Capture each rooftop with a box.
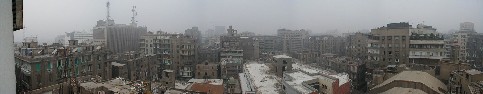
[292,63,349,86]
[284,71,317,93]
[111,62,125,66]
[183,79,224,94]
[189,83,224,94]
[466,69,483,75]
[245,62,281,93]
[372,71,447,94]
[80,78,137,94]
[380,87,427,94]
[187,79,223,85]
[239,73,256,93]
[273,54,292,58]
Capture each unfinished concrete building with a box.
[269,55,293,77]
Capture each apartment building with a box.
[140,32,198,79]
[347,32,369,60]
[408,24,446,66]
[195,62,220,79]
[277,29,310,55]
[467,33,483,70]
[15,39,113,92]
[450,22,477,63]
[368,22,411,68]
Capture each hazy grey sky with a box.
[14,0,483,43]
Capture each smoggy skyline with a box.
[14,0,483,43]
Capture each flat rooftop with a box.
[372,71,446,94]
[245,62,280,93]
[187,79,223,85]
[273,54,291,58]
[292,63,349,86]
[284,71,317,93]
[466,69,483,75]
[80,78,137,94]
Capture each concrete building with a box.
[214,26,226,36]
[219,26,245,79]
[451,32,472,63]
[111,62,127,79]
[277,29,310,55]
[184,79,224,94]
[460,22,476,33]
[369,71,447,94]
[282,69,351,94]
[439,60,471,82]
[1,0,22,93]
[226,77,242,94]
[448,69,483,94]
[309,35,346,56]
[220,57,243,79]
[270,55,293,77]
[185,27,202,46]
[15,39,113,92]
[238,73,256,94]
[195,62,220,79]
[140,32,198,79]
[65,31,94,45]
[92,19,147,53]
[79,78,138,94]
[283,71,351,94]
[450,22,477,63]
[252,36,282,55]
[367,22,411,68]
[409,24,446,66]
[347,32,369,60]
[240,36,259,60]
[198,47,220,62]
[116,51,159,81]
[467,33,483,70]
[238,31,256,37]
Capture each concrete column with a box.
[0,0,16,93]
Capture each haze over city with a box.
[15,0,483,43]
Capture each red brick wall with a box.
[333,80,351,94]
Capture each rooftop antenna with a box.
[106,1,111,21]
[131,6,138,26]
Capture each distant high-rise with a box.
[451,22,477,63]
[277,29,309,55]
[92,2,147,53]
[459,22,476,33]
[63,31,93,45]
[92,20,147,53]
[185,27,202,44]
[215,26,226,36]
